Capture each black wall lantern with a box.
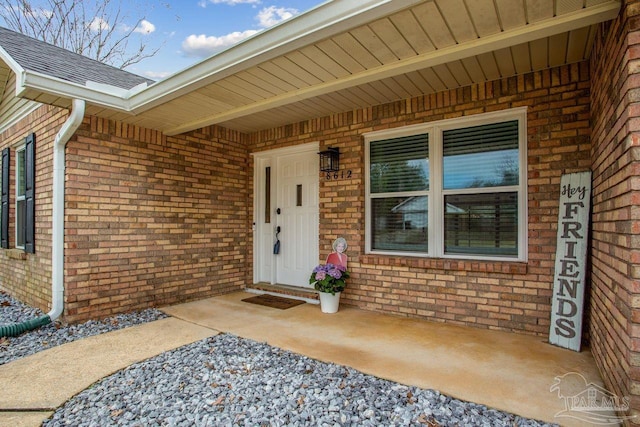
[318,147,340,172]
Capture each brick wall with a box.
[590,0,640,419]
[0,104,67,311]
[62,117,249,322]
[248,63,591,337]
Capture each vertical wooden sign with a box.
[549,171,592,352]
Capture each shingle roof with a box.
[0,26,153,90]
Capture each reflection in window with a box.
[444,193,518,256]
[366,110,525,260]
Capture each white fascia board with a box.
[127,0,425,114]
[18,71,131,110]
[0,45,25,78]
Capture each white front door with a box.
[254,143,319,288]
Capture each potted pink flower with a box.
[309,263,350,313]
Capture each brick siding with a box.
[61,117,249,322]
[249,63,591,337]
[0,104,66,312]
[590,0,640,420]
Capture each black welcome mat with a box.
[242,294,305,310]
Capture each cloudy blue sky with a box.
[129,0,326,79]
[1,0,326,80]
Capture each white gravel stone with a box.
[1,291,557,426]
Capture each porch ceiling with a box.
[47,0,623,135]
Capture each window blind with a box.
[370,134,429,193]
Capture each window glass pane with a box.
[370,134,429,193]
[443,120,518,189]
[17,199,25,247]
[372,196,428,252]
[444,193,518,256]
[17,149,26,196]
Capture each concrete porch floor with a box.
[163,291,608,426]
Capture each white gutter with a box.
[48,99,85,321]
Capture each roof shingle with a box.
[0,26,153,91]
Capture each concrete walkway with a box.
[0,317,216,427]
[0,291,611,426]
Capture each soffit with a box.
[34,0,621,135]
[0,63,9,103]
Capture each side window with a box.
[15,133,35,253]
[1,148,8,249]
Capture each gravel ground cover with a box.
[1,291,556,426]
[0,291,168,365]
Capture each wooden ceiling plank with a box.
[241,68,290,95]
[432,63,460,89]
[366,80,401,101]
[447,60,473,87]
[188,87,245,110]
[330,32,381,69]
[389,9,435,55]
[465,0,502,37]
[284,51,338,82]
[344,85,385,105]
[525,0,554,24]
[404,70,436,95]
[259,61,309,90]
[557,0,585,15]
[379,75,414,99]
[529,38,549,70]
[548,32,569,66]
[369,17,416,60]
[435,0,478,43]
[566,27,591,62]
[493,47,516,77]
[297,45,350,78]
[218,75,272,101]
[315,39,368,74]
[460,56,487,83]
[270,56,324,86]
[235,70,280,96]
[511,43,533,74]
[251,64,299,91]
[411,1,456,49]
[418,67,448,93]
[349,25,398,64]
[494,0,527,30]
[391,73,423,98]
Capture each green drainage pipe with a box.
[0,315,51,338]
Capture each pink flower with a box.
[315,271,326,280]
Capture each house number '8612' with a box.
[326,170,352,180]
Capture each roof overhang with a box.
[1,0,623,136]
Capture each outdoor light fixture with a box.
[318,147,340,172]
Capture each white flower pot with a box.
[319,291,341,314]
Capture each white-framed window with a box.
[365,108,528,262]
[15,144,26,249]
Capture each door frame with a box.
[252,142,319,285]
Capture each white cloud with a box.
[181,30,259,57]
[142,70,173,81]
[87,17,110,32]
[134,19,156,35]
[256,6,298,28]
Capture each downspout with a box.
[0,99,85,337]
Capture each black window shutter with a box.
[1,148,9,249]
[24,133,35,253]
